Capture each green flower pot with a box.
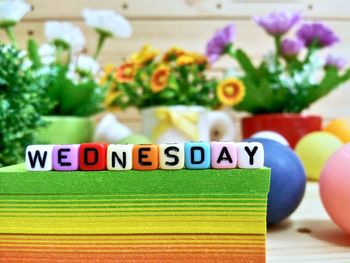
[36,116,93,144]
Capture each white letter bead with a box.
[107,144,133,170]
[159,143,185,170]
[237,142,264,169]
[25,145,54,171]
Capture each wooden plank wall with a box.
[2,0,349,133]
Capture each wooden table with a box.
[267,182,350,262]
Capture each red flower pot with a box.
[241,114,322,148]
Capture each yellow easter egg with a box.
[295,131,343,181]
[324,118,350,143]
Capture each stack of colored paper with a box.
[0,164,270,262]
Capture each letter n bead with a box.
[79,143,108,171]
[133,144,159,170]
[237,142,264,168]
[52,144,80,171]
[26,145,54,171]
[211,142,237,169]
[185,141,211,169]
[159,143,185,170]
[107,144,133,170]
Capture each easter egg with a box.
[117,134,152,144]
[295,132,342,181]
[245,138,306,224]
[320,143,350,234]
[324,118,350,143]
[251,130,289,147]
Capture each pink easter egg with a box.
[319,143,350,234]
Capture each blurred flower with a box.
[76,55,100,76]
[44,21,85,53]
[82,8,132,39]
[163,46,186,62]
[39,44,56,65]
[115,62,136,83]
[325,55,346,70]
[206,23,235,64]
[0,0,31,27]
[176,54,195,66]
[296,23,339,48]
[217,78,245,106]
[281,39,304,57]
[151,64,170,93]
[254,11,300,36]
[99,64,116,85]
[131,44,159,65]
[190,52,208,66]
[104,90,122,111]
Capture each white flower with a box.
[44,21,86,53]
[82,8,132,38]
[76,54,100,76]
[39,44,56,65]
[0,0,31,25]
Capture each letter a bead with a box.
[133,144,159,170]
[159,143,185,170]
[185,141,211,169]
[237,142,264,168]
[210,142,237,169]
[107,144,133,170]
[52,144,79,171]
[26,145,54,171]
[79,143,108,171]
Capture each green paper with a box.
[0,165,270,195]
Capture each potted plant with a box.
[206,12,350,148]
[103,45,245,143]
[0,1,133,144]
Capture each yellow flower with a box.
[115,62,136,83]
[217,78,245,106]
[150,64,170,93]
[104,90,121,112]
[99,64,116,85]
[176,54,195,66]
[190,52,208,66]
[163,46,186,62]
[131,44,159,65]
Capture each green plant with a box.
[104,45,245,110]
[206,13,350,114]
[0,44,53,166]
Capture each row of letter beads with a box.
[25,141,264,171]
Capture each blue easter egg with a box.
[245,138,306,224]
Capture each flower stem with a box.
[94,32,108,60]
[225,44,236,59]
[5,27,17,47]
[274,35,281,65]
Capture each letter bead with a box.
[237,142,264,168]
[52,144,80,171]
[159,143,185,170]
[185,141,211,169]
[211,142,237,169]
[26,145,54,171]
[79,143,108,171]
[107,144,133,170]
[132,144,159,170]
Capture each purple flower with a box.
[254,11,300,36]
[206,23,235,63]
[296,23,339,48]
[325,55,346,70]
[281,39,304,57]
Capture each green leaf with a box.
[235,49,258,83]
